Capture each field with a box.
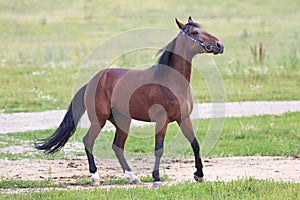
[0,0,300,199]
[0,0,300,112]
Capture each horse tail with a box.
[34,84,87,154]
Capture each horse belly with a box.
[128,86,187,122]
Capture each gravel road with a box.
[0,101,300,134]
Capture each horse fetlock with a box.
[125,170,139,184]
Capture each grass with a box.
[66,174,169,186]
[0,0,300,112]
[1,178,299,200]
[0,180,59,189]
[0,112,299,160]
[209,113,300,157]
[0,174,165,190]
[89,112,300,158]
[0,67,76,113]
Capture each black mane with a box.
[157,38,177,66]
[154,38,177,79]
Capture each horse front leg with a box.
[177,117,204,182]
[152,120,169,187]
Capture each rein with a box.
[180,30,213,52]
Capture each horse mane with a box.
[154,38,177,79]
[157,38,177,66]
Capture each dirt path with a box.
[1,101,300,134]
[0,156,299,190]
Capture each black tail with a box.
[34,84,87,154]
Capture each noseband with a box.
[180,30,213,52]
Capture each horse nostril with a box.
[216,41,223,50]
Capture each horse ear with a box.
[175,18,185,30]
[188,16,193,23]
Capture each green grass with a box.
[0,66,76,113]
[209,113,300,157]
[0,0,300,112]
[0,180,59,189]
[1,112,299,160]
[1,178,299,200]
[94,112,300,158]
[0,129,67,160]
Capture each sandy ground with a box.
[0,156,299,192]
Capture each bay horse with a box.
[35,17,224,186]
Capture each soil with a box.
[0,156,299,192]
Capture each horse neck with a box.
[169,37,194,82]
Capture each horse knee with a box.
[83,135,95,153]
[82,136,88,147]
[83,125,101,151]
[112,143,122,153]
[112,143,117,151]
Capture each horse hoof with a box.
[130,178,140,185]
[152,181,162,188]
[90,171,100,185]
[125,170,140,185]
[194,174,203,182]
[90,177,100,185]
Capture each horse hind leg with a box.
[112,129,139,184]
[110,114,139,184]
[83,124,102,185]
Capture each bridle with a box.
[180,30,213,52]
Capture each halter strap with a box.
[180,30,212,52]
